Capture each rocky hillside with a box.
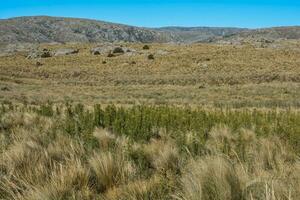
[0,16,300,45]
[0,16,175,44]
[0,16,247,44]
[156,27,247,43]
[217,26,300,44]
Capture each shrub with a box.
[143,45,150,50]
[107,52,115,57]
[113,47,125,54]
[148,54,155,60]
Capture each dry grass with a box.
[142,139,180,172]
[0,107,299,200]
[177,125,300,200]
[89,151,135,192]
[179,156,242,200]
[0,42,299,107]
[0,41,300,199]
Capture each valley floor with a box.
[0,42,300,107]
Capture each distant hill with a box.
[156,27,248,43]
[0,16,174,44]
[0,16,300,44]
[218,26,300,43]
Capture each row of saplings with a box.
[27,44,154,60]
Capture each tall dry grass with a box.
[0,106,299,200]
[177,125,300,200]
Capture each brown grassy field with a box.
[1,41,300,199]
[1,41,300,107]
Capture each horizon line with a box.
[1,15,300,30]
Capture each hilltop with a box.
[1,16,300,44]
[218,26,300,44]
[0,16,173,44]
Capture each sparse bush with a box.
[113,47,125,54]
[143,45,150,50]
[148,54,154,60]
[107,52,115,57]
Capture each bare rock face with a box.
[156,50,169,55]
[53,48,79,56]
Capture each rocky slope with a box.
[0,16,300,45]
[0,16,175,44]
[156,27,247,43]
[215,26,300,44]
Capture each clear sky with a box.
[0,0,299,28]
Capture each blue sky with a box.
[0,0,299,28]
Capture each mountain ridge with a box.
[0,16,300,44]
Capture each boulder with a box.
[156,50,169,55]
[53,48,79,56]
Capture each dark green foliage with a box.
[38,103,54,117]
[143,45,150,50]
[129,148,153,177]
[64,105,295,153]
[148,54,154,60]
[94,104,105,127]
[4,102,299,154]
[113,47,125,54]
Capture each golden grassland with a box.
[0,41,300,107]
[0,41,300,199]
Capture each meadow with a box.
[0,42,300,199]
[0,42,300,107]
